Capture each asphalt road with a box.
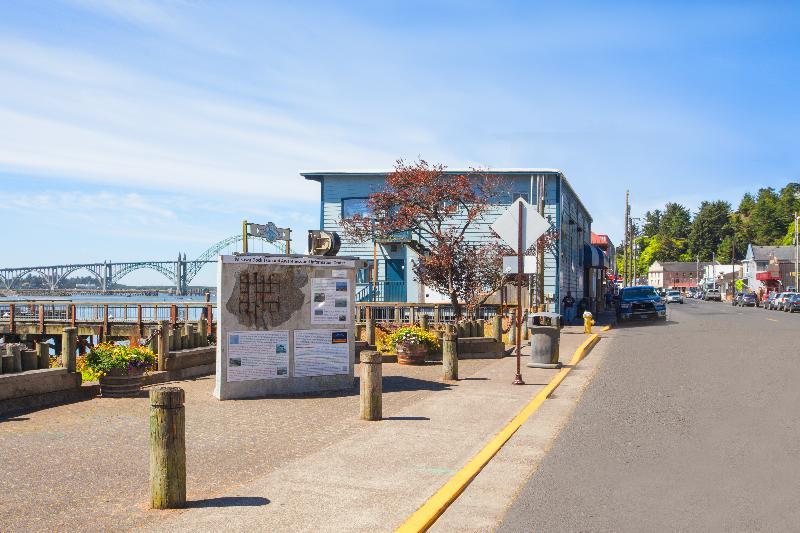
[499,298,800,532]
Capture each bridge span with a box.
[1,234,284,294]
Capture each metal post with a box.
[242,220,248,253]
[514,201,525,385]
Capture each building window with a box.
[511,192,529,203]
[341,198,371,218]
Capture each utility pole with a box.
[795,211,799,291]
[732,239,736,297]
[712,252,716,290]
[624,190,630,287]
[696,255,700,290]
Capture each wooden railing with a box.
[354,302,511,324]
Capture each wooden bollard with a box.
[492,315,502,343]
[366,317,376,346]
[359,350,382,421]
[37,342,50,370]
[149,386,187,509]
[477,319,485,337]
[509,319,516,345]
[169,328,178,352]
[442,333,458,381]
[420,314,429,331]
[21,349,38,371]
[183,324,195,349]
[522,319,529,341]
[62,327,77,373]
[158,321,170,371]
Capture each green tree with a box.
[642,210,662,237]
[689,200,732,260]
[660,203,692,240]
[751,187,784,244]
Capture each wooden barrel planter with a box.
[397,343,428,365]
[99,369,145,398]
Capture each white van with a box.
[704,288,721,301]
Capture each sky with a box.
[1,0,799,285]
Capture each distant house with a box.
[743,245,798,292]
[302,168,599,318]
[647,261,708,289]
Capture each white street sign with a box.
[503,256,537,274]
[490,198,550,253]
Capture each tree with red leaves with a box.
[341,159,549,317]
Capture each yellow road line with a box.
[766,318,778,322]
[395,330,606,532]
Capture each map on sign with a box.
[490,198,550,254]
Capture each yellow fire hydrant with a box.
[583,311,595,334]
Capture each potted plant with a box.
[85,342,157,397]
[386,326,440,365]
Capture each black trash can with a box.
[527,312,562,369]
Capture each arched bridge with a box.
[1,234,286,294]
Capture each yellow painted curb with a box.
[395,332,602,533]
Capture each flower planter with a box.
[397,343,428,365]
[98,368,145,398]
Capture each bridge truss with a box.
[0,234,286,294]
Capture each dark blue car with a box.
[617,285,667,321]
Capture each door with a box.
[385,259,405,301]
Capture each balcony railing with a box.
[355,281,407,302]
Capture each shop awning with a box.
[756,271,781,281]
[584,244,606,269]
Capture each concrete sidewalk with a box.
[144,326,602,532]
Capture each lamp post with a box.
[795,211,799,291]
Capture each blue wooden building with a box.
[302,169,599,319]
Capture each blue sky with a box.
[2,1,799,285]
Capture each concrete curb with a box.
[396,330,606,532]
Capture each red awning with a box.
[756,271,781,281]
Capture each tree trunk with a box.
[449,292,462,319]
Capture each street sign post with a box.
[491,199,549,385]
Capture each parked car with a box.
[704,288,722,301]
[617,285,668,321]
[764,292,777,309]
[786,294,800,313]
[775,292,798,311]
[665,290,684,304]
[738,293,757,307]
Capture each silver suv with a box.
[704,288,721,301]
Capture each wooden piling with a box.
[158,321,170,371]
[197,319,208,347]
[62,327,77,373]
[359,350,382,421]
[477,319,485,337]
[149,386,187,509]
[420,314,429,331]
[492,315,502,343]
[37,342,50,370]
[366,317,376,346]
[442,332,458,381]
[7,344,22,373]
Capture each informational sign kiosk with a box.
[214,254,361,400]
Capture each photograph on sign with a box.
[490,198,550,253]
[293,329,350,377]
[311,277,351,324]
[227,330,290,382]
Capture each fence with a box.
[0,301,216,329]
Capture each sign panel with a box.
[294,329,350,377]
[503,256,537,274]
[222,255,357,268]
[247,222,290,242]
[490,198,550,253]
[311,277,351,324]
[226,330,289,382]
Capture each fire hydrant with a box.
[583,311,595,334]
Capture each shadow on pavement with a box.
[383,416,431,421]
[186,496,270,508]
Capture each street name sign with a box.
[490,198,550,253]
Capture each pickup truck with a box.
[617,285,667,321]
